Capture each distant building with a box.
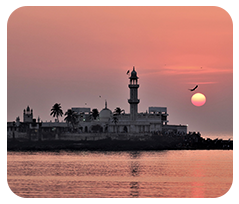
[8,106,41,139]
[8,67,187,140]
[23,106,33,123]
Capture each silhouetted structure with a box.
[23,106,33,123]
[8,67,188,140]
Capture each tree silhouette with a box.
[112,116,118,125]
[50,103,63,121]
[64,109,78,130]
[91,108,99,120]
[113,107,125,115]
[112,116,119,133]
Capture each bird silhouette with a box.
[189,85,198,91]
[126,70,130,75]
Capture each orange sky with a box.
[7,6,233,136]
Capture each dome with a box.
[99,100,112,122]
[99,108,112,122]
[131,70,137,77]
[130,66,138,79]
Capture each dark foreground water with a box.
[7,150,232,198]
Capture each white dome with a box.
[99,108,112,122]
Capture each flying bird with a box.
[126,70,130,75]
[189,85,198,91]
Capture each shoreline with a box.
[7,136,233,152]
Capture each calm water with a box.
[7,150,232,198]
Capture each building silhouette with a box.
[8,67,187,140]
[66,66,187,135]
[23,106,33,123]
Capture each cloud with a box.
[184,81,218,85]
[161,66,232,75]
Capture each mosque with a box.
[67,67,187,136]
[7,67,187,139]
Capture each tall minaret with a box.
[128,66,140,120]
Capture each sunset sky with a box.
[7,6,233,137]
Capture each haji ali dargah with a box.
[7,67,188,140]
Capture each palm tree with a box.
[112,116,119,133]
[50,103,63,122]
[112,116,118,125]
[113,107,124,115]
[64,109,78,130]
[91,108,99,120]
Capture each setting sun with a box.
[191,93,206,107]
[6,6,233,199]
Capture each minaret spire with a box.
[128,66,140,120]
[105,100,107,109]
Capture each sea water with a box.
[7,150,232,198]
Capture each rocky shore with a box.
[7,133,233,151]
